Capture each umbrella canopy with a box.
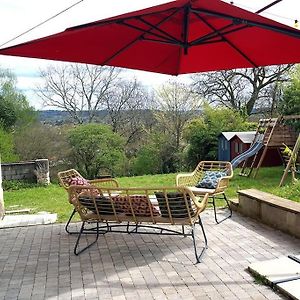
[1,0,300,75]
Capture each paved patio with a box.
[0,210,299,300]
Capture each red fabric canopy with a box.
[1,0,300,75]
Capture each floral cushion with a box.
[112,195,160,217]
[155,192,195,218]
[196,171,227,189]
[67,176,89,187]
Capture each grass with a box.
[3,166,299,223]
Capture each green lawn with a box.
[3,166,299,223]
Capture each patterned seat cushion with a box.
[196,171,227,189]
[155,192,195,218]
[112,195,160,217]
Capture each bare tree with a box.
[103,77,153,146]
[191,65,292,116]
[37,63,121,124]
[154,80,202,150]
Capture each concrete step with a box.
[0,213,57,228]
[249,255,300,300]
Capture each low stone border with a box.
[231,188,300,238]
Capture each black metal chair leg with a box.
[65,208,77,234]
[212,193,232,224]
[182,225,187,237]
[198,216,208,249]
[74,222,99,255]
[191,217,208,264]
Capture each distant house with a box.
[218,131,256,161]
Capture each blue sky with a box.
[0,0,299,109]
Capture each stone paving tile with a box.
[0,210,299,299]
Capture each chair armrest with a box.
[176,173,196,186]
[214,176,230,192]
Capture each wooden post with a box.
[0,156,4,220]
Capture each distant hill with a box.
[38,109,202,125]
[38,110,109,125]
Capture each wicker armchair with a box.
[68,185,209,263]
[57,169,119,233]
[176,161,233,223]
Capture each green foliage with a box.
[132,133,181,175]
[132,146,161,175]
[0,95,17,129]
[279,65,300,116]
[0,126,19,162]
[0,68,37,130]
[68,123,126,179]
[184,105,254,167]
[14,123,70,161]
[2,180,38,191]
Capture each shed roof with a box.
[220,131,256,143]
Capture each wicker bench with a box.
[68,185,209,263]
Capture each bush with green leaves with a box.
[132,146,161,175]
[0,69,36,130]
[132,132,181,175]
[2,180,38,191]
[184,105,255,168]
[0,126,19,162]
[68,123,126,179]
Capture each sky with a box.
[0,0,300,109]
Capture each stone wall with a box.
[1,159,50,185]
[235,188,300,238]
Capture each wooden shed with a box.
[218,131,256,161]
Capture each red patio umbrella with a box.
[1,0,300,75]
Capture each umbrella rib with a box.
[120,21,178,45]
[136,15,181,44]
[190,0,285,47]
[190,22,237,46]
[140,37,181,45]
[191,8,300,39]
[102,7,182,65]
[194,13,258,67]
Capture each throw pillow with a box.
[68,176,101,198]
[155,192,195,218]
[67,176,89,186]
[196,171,227,189]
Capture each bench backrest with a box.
[68,185,209,226]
